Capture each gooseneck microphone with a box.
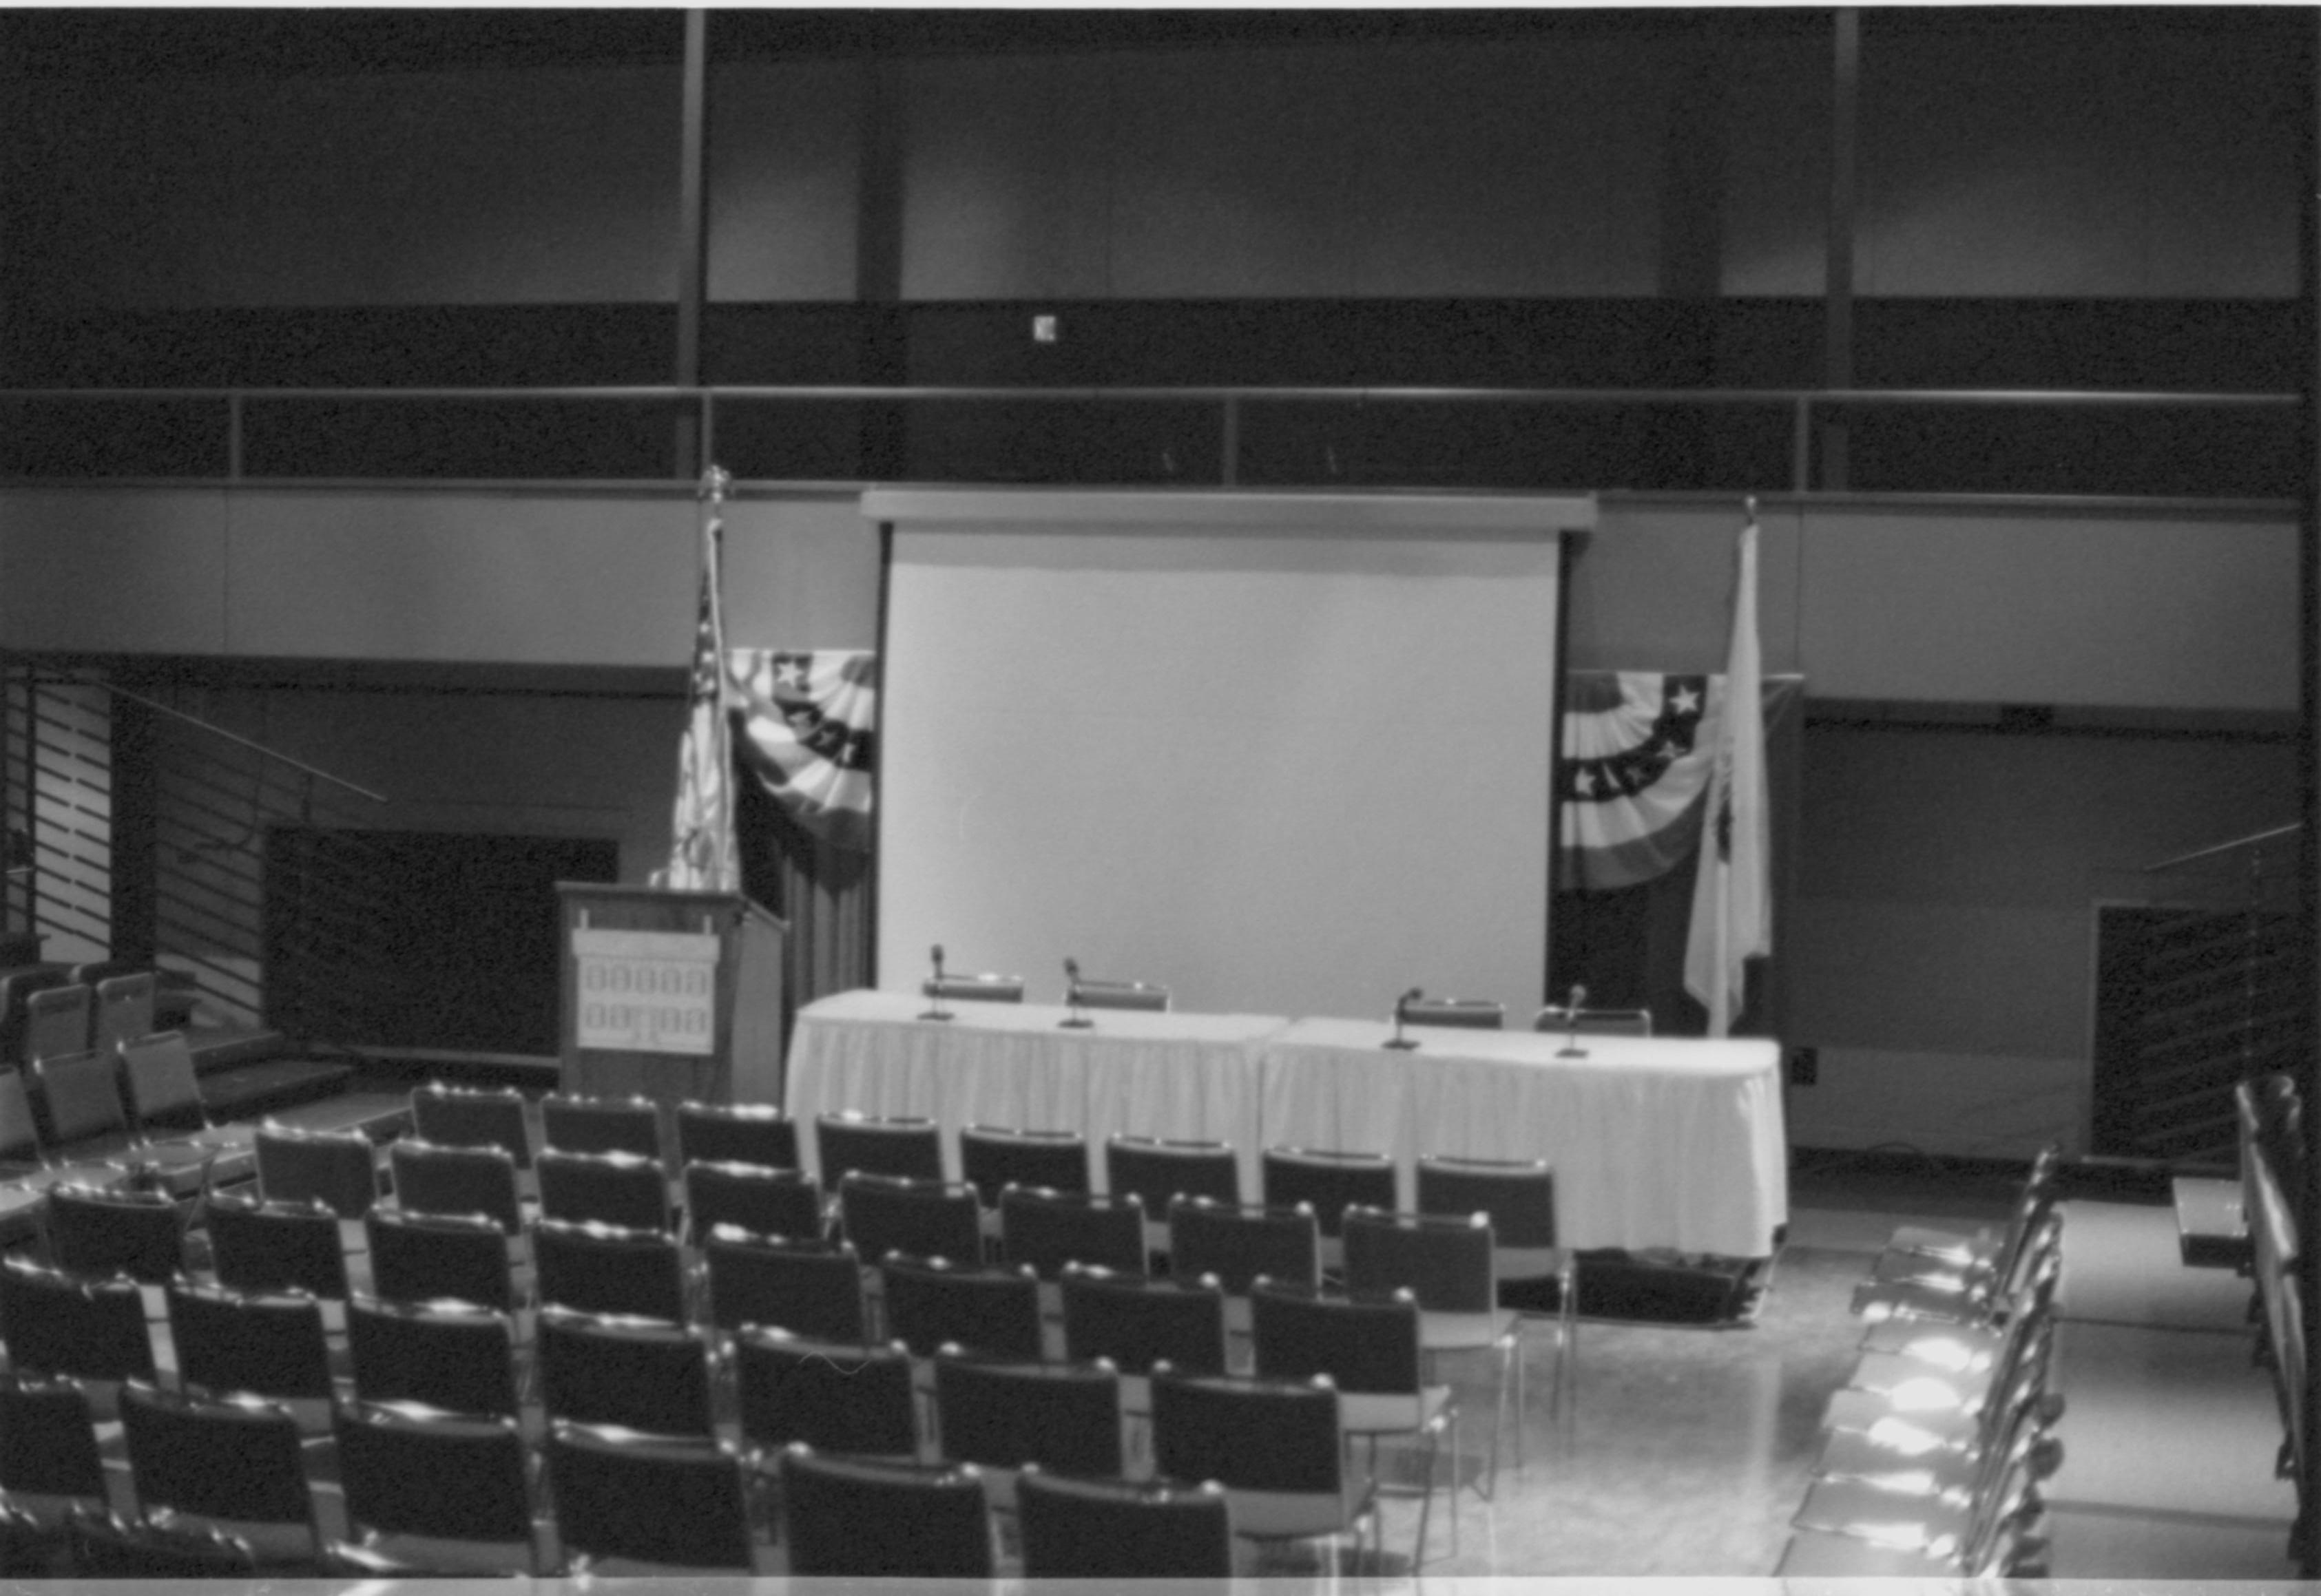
[1384,986,1424,1051]
[1060,956,1094,1028]
[1557,983,1589,1057]
[920,943,953,1022]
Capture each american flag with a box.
[653,485,740,893]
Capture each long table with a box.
[784,989,1789,1258]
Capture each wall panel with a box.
[0,489,230,654]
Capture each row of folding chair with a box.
[0,967,165,1071]
[2235,1073,2305,1490]
[1774,1208,2068,1576]
[0,1031,255,1204]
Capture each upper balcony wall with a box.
[0,483,2295,717]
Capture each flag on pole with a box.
[652,469,741,894]
[1683,510,1771,1036]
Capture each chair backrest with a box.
[1105,1135,1240,1213]
[545,1420,755,1573]
[363,1207,515,1314]
[0,1257,154,1385]
[880,1253,1043,1360]
[333,1399,537,1572]
[255,1122,379,1218]
[540,1093,661,1159]
[117,1030,207,1133]
[536,1147,672,1233]
[931,1351,1124,1478]
[68,1512,258,1576]
[1249,1280,1423,1394]
[117,1380,318,1562]
[1148,1367,1345,1495]
[537,1308,718,1437]
[1341,1206,1498,1313]
[815,1112,944,1183]
[0,1373,109,1507]
[165,1282,334,1406]
[1059,1263,1229,1376]
[1260,1146,1398,1237]
[779,1446,992,1578]
[1068,978,1171,1013]
[960,1124,1089,1205]
[920,973,1025,1005]
[22,985,92,1068]
[1532,1003,1654,1037]
[1167,1197,1320,1294]
[674,1100,798,1171]
[702,1227,866,1342]
[1017,1468,1232,1579]
[999,1185,1146,1278]
[0,969,68,1066]
[32,1050,127,1148]
[45,1182,182,1284]
[346,1296,521,1420]
[1402,996,1503,1030]
[0,1068,45,1166]
[1414,1154,1558,1249]
[90,974,156,1063]
[734,1327,919,1458]
[205,1191,350,1301]
[531,1217,687,1323]
[388,1138,523,1234]
[683,1160,822,1247]
[408,1083,532,1168]
[837,1172,983,1266]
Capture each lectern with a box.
[554,884,787,1126]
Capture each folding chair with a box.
[116,1379,324,1570]
[90,974,156,1064]
[1148,1367,1377,1573]
[536,1147,672,1233]
[22,985,91,1069]
[346,1294,523,1423]
[388,1138,523,1235]
[205,1190,351,1306]
[779,1446,993,1577]
[163,1281,337,1435]
[44,1182,185,1285]
[734,1325,919,1461]
[408,1082,533,1172]
[702,1227,868,1343]
[326,1398,545,1576]
[999,1185,1147,1278]
[838,1173,983,1268]
[539,1092,661,1159]
[530,1217,687,1323]
[1017,1468,1231,1578]
[683,1160,822,1247]
[0,1373,111,1547]
[37,1051,214,1199]
[880,1252,1044,1361]
[545,1419,762,1575]
[1416,1152,1576,1415]
[0,1257,156,1411]
[364,1206,518,1315]
[675,1100,799,1171]
[930,1350,1125,1509]
[817,1112,944,1184]
[255,1121,382,1219]
[1059,1262,1230,1377]
[1107,1133,1240,1259]
[1260,1147,1397,1272]
[961,1124,1089,1206]
[535,1307,718,1438]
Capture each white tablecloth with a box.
[784,990,1789,1257]
[784,989,1285,1193]
[1257,1017,1789,1257]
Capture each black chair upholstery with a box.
[116,1380,322,1568]
[0,969,69,1068]
[837,1173,983,1267]
[329,1398,542,1577]
[388,1139,523,1235]
[1017,1468,1232,1579]
[21,985,91,1069]
[1167,1197,1321,1295]
[0,1373,110,1532]
[779,1446,992,1578]
[535,1308,718,1437]
[961,1124,1090,1205]
[536,1148,672,1233]
[531,1217,687,1323]
[1261,1147,1399,1244]
[364,1207,516,1314]
[816,1112,944,1184]
[1060,1263,1230,1376]
[546,1420,758,1573]
[1148,1367,1377,1561]
[1000,1185,1147,1278]
[684,1161,822,1247]
[1106,1134,1241,1215]
[674,1100,798,1171]
[346,1295,523,1421]
[880,1253,1043,1361]
[205,1191,350,1302]
[539,1093,660,1159]
[44,1182,183,1285]
[408,1083,532,1169]
[734,1326,918,1459]
[931,1350,1125,1482]
[89,974,156,1064]
[702,1228,866,1343]
[255,1122,380,1218]
[164,1283,335,1431]
[0,1257,154,1393]
[67,1511,257,1577]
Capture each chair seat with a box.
[1776,1525,1964,1577]
[1842,1354,1991,1412]
[1335,1383,1453,1439]
[1791,1475,1975,1544]
[1855,1319,2006,1365]
[1820,1387,1979,1447]
[1418,1308,1519,1354]
[1813,1426,1984,1489]
[1219,1480,1375,1544]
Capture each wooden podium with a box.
[554,884,787,1126]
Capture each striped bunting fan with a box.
[729,649,877,850]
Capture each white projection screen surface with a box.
[869,490,1590,1023]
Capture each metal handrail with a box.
[3,381,2298,494]
[2142,821,2303,874]
[67,678,387,805]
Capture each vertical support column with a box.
[855,56,908,479]
[1822,7,1860,492]
[674,8,711,481]
[110,692,158,969]
[2298,10,2321,1577]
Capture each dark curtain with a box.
[1549,678,1804,1039]
[733,743,873,1046]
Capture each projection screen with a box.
[868,489,1592,1023]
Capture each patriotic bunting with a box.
[730,649,878,851]
[1557,669,1733,891]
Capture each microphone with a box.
[1384,986,1424,1051]
[919,942,953,1022]
[1557,983,1588,1056]
[1060,956,1093,1029]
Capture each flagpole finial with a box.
[699,464,731,502]
[1743,494,1758,523]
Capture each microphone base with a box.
[1059,1016,1094,1029]
[918,1009,955,1022]
[1555,1044,1589,1058]
[1382,1038,1421,1051]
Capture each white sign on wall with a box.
[572,927,720,1056]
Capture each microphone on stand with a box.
[1384,987,1424,1051]
[1060,957,1094,1029]
[920,943,953,1021]
[1556,983,1589,1057]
